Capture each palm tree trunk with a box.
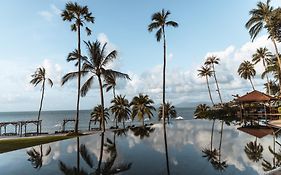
[249,78,255,91]
[271,38,281,95]
[206,77,215,106]
[211,119,215,151]
[123,119,125,129]
[37,80,45,134]
[219,121,224,163]
[98,75,106,132]
[212,64,223,103]
[75,24,81,134]
[142,118,144,127]
[115,117,118,128]
[162,27,170,175]
[263,59,271,95]
[76,137,80,172]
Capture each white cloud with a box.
[117,35,281,106]
[39,4,61,22]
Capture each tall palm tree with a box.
[130,94,156,127]
[91,105,109,130]
[80,40,130,132]
[110,95,131,128]
[194,104,210,119]
[61,2,94,133]
[198,66,215,105]
[30,67,53,134]
[103,73,117,98]
[238,60,256,90]
[244,138,263,162]
[252,47,273,94]
[27,145,51,170]
[205,56,223,103]
[245,0,281,93]
[148,10,178,174]
[158,102,177,123]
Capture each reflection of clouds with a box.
[133,120,278,174]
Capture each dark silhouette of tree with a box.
[80,40,130,132]
[238,60,256,90]
[130,94,156,127]
[244,138,263,162]
[30,67,53,134]
[27,145,51,170]
[205,56,223,103]
[110,95,131,128]
[198,66,215,105]
[158,102,177,123]
[61,2,94,133]
[91,105,110,130]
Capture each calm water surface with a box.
[0,119,278,174]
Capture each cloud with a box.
[39,4,61,22]
[116,35,281,106]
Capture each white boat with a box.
[175,116,184,120]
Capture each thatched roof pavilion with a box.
[237,90,276,103]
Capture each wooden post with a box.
[88,120,91,131]
[24,124,27,136]
[62,120,65,132]
[4,125,7,135]
[15,125,17,135]
[0,126,2,136]
[39,120,42,134]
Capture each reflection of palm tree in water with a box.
[206,120,228,172]
[130,126,155,139]
[59,134,132,174]
[262,131,281,172]
[244,137,263,163]
[202,119,219,161]
[27,144,51,170]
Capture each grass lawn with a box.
[0,135,75,154]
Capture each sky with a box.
[0,0,281,112]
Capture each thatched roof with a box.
[236,90,276,102]
[237,126,273,138]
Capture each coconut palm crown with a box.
[110,95,131,128]
[81,40,130,132]
[130,94,156,127]
[158,102,177,123]
[238,60,256,90]
[198,66,215,105]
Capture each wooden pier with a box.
[0,120,42,136]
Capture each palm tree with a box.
[198,66,215,105]
[252,47,273,94]
[61,2,94,133]
[264,80,279,95]
[103,73,117,98]
[245,0,281,93]
[244,138,263,162]
[80,40,130,132]
[91,105,109,130]
[194,104,210,119]
[158,102,177,123]
[238,60,256,90]
[205,56,223,103]
[110,95,131,129]
[30,67,53,134]
[130,94,156,127]
[27,145,51,170]
[148,10,178,174]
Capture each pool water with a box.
[0,119,279,175]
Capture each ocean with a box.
[0,107,196,134]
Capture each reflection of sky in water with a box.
[0,119,278,174]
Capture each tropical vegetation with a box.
[30,67,53,134]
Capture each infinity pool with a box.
[0,119,278,174]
